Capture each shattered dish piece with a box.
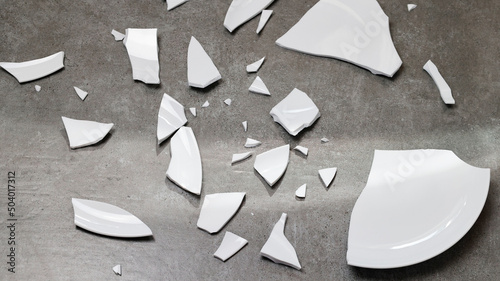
[166,127,202,195]
[256,10,273,34]
[246,57,265,73]
[167,0,189,11]
[254,144,289,186]
[245,138,261,148]
[249,76,270,96]
[319,167,337,188]
[270,88,320,136]
[73,86,88,101]
[232,152,253,164]
[321,137,329,143]
[61,116,114,149]
[224,0,275,32]
[157,93,187,144]
[113,264,122,276]
[72,198,153,238]
[111,29,125,41]
[294,145,308,156]
[123,28,160,84]
[276,0,402,77]
[202,100,210,108]
[242,121,248,132]
[224,98,232,105]
[189,107,197,117]
[0,51,64,83]
[407,4,417,11]
[35,85,41,92]
[423,60,455,105]
[260,213,301,270]
[347,150,490,268]
[214,231,248,262]
[197,192,246,233]
[295,184,306,198]
[188,36,221,88]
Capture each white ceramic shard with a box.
[244,138,261,148]
[123,28,160,84]
[224,98,232,105]
[254,144,289,186]
[111,29,125,41]
[73,86,88,101]
[214,231,248,261]
[61,116,114,149]
[270,88,320,136]
[319,167,337,188]
[407,4,417,12]
[35,85,41,92]
[167,0,189,11]
[202,100,209,108]
[260,213,301,270]
[189,107,197,117]
[295,184,306,198]
[0,51,64,83]
[256,10,273,34]
[246,57,265,73]
[249,76,270,96]
[187,36,221,88]
[224,0,275,32]
[276,0,402,77]
[242,121,248,131]
[321,137,329,143]
[197,192,246,233]
[423,60,455,105]
[71,198,153,238]
[347,150,490,268]
[113,264,122,276]
[157,93,188,144]
[294,145,308,156]
[166,127,202,195]
[232,152,253,164]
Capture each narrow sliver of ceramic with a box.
[0,51,65,83]
[224,0,275,32]
[157,93,188,144]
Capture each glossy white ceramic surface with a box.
[113,264,122,276]
[249,76,270,96]
[295,184,307,198]
[319,167,337,188]
[224,98,232,105]
[347,150,490,268]
[254,144,289,186]
[189,107,197,117]
[232,152,253,164]
[276,0,402,77]
[321,137,329,143]
[423,60,455,104]
[73,86,88,101]
[246,57,265,73]
[72,198,153,238]
[242,121,248,131]
[166,127,203,195]
[214,231,248,262]
[35,85,41,92]
[157,93,187,144]
[244,138,261,148]
[61,116,114,149]
[123,28,160,84]
[187,36,221,88]
[0,51,64,83]
[167,0,189,11]
[197,192,246,233]
[407,4,417,11]
[293,145,308,156]
[202,100,210,108]
[256,10,273,34]
[111,29,125,41]
[224,0,274,32]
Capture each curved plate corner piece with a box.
[157,93,187,144]
[224,0,275,32]
[254,144,290,186]
[197,192,246,233]
[61,116,114,149]
[187,36,221,88]
[123,28,160,84]
[275,0,402,77]
[347,150,490,268]
[72,198,153,238]
[0,51,64,83]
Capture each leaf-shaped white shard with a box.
[72,198,153,238]
[112,265,122,276]
[249,76,270,95]
[423,60,455,105]
[294,145,308,156]
[254,144,289,186]
[246,57,265,73]
[319,167,337,188]
[407,4,417,12]
[0,51,64,83]
[188,36,221,88]
[224,0,275,32]
[62,116,114,149]
[295,184,307,198]
[232,152,253,164]
[167,0,189,11]
[276,0,402,77]
[256,10,273,34]
[214,231,248,261]
[157,93,187,144]
[123,28,160,84]
[260,213,301,270]
[111,29,125,41]
[197,192,246,233]
[242,121,248,131]
[73,86,88,101]
[166,127,203,195]
[245,138,261,148]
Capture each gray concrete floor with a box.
[1,0,499,280]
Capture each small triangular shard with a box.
[249,76,270,95]
[167,0,189,11]
[246,57,265,73]
[73,86,88,101]
[319,167,337,188]
[295,184,306,198]
[113,264,122,276]
[62,116,113,149]
[257,10,273,34]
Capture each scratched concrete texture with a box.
[0,0,499,280]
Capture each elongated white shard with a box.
[157,93,187,144]
[232,152,253,164]
[73,86,88,101]
[123,28,160,84]
[166,127,202,195]
[294,146,308,156]
[423,60,455,105]
[254,144,289,186]
[214,231,248,261]
[245,138,261,148]
[224,0,275,32]
[188,36,221,88]
[197,192,246,233]
[61,116,114,149]
[270,88,320,136]
[295,184,306,198]
[111,29,125,41]
[113,264,122,276]
[276,0,402,77]
[0,51,64,83]
[202,100,209,108]
[407,4,417,11]
[249,76,270,95]
[72,198,153,238]
[35,85,41,92]
[167,0,189,11]
[319,167,337,188]
[321,137,329,143]
[224,98,232,105]
[260,213,301,270]
[347,150,490,268]
[242,121,248,131]
[189,107,197,117]
[246,57,265,73]
[256,10,273,34]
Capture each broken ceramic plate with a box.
[256,10,273,34]
[276,0,402,77]
[202,101,209,108]
[242,121,248,131]
[293,145,308,156]
[189,107,197,117]
[224,0,275,32]
[319,167,337,188]
[246,57,265,73]
[123,28,160,84]
[224,98,232,105]
[111,29,125,41]
[0,51,64,83]
[295,184,306,198]
[73,86,88,101]
[188,36,221,88]
[166,127,202,195]
[72,198,153,238]
[270,88,320,136]
[35,85,41,92]
[423,60,455,105]
[249,76,270,96]
[254,144,289,186]
[61,116,114,149]
[113,264,122,276]
[245,138,261,148]
[214,231,248,262]
[407,4,417,11]
[197,192,246,233]
[232,152,253,164]
[260,213,301,270]
[321,137,329,143]
[347,150,490,268]
[167,0,189,11]
[157,93,188,144]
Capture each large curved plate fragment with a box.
[187,36,221,88]
[224,0,274,32]
[72,198,153,238]
[254,144,289,186]
[61,116,114,149]
[123,28,160,84]
[347,150,490,268]
[157,93,187,144]
[197,192,246,233]
[0,51,64,83]
[276,0,402,77]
